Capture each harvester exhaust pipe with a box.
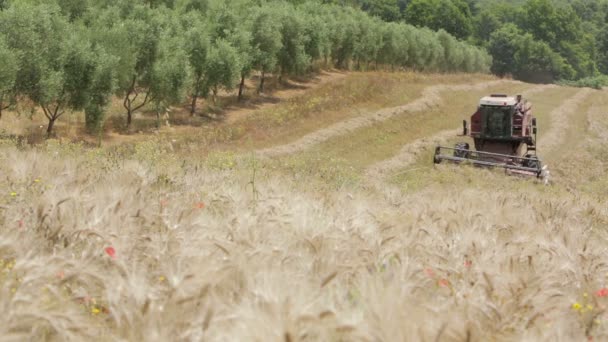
[462,120,468,136]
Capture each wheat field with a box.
[1,73,607,341]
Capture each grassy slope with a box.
[1,72,608,341]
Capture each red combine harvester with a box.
[433,94,550,183]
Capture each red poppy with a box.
[56,271,65,279]
[464,260,472,267]
[17,220,24,229]
[596,288,608,297]
[195,202,205,209]
[105,247,116,259]
[438,279,450,287]
[424,268,435,277]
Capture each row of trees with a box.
[346,0,608,84]
[0,0,490,136]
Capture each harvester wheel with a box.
[523,154,540,169]
[453,142,470,159]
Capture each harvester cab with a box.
[433,94,550,183]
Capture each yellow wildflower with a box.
[91,307,100,315]
[9,192,16,197]
[587,304,594,310]
[572,302,582,311]
[159,276,166,282]
[34,179,40,183]
[584,293,589,298]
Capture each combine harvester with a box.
[433,94,550,184]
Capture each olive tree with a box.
[184,17,210,115]
[250,7,282,93]
[276,8,310,77]
[0,2,90,136]
[230,28,253,101]
[149,34,190,126]
[204,39,241,104]
[91,5,163,128]
[84,49,117,134]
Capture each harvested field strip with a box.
[537,88,594,159]
[256,79,516,157]
[547,91,607,191]
[238,73,496,150]
[287,82,532,171]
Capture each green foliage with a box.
[183,14,210,113]
[205,39,242,101]
[489,23,571,83]
[596,24,608,74]
[488,24,520,77]
[350,0,608,83]
[250,6,283,91]
[361,0,401,21]
[150,35,189,115]
[0,37,17,117]
[276,6,311,75]
[0,2,102,134]
[513,33,569,83]
[557,75,608,89]
[473,9,501,44]
[353,14,384,69]
[0,0,492,137]
[404,0,473,39]
[176,0,209,13]
[250,7,282,74]
[56,0,90,21]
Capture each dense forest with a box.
[1,0,606,137]
[341,0,608,86]
[0,0,491,135]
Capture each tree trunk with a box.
[238,74,245,101]
[127,109,132,127]
[190,76,201,116]
[259,71,265,94]
[190,94,198,116]
[46,118,56,137]
[0,101,3,120]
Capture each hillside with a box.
[1,71,607,341]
